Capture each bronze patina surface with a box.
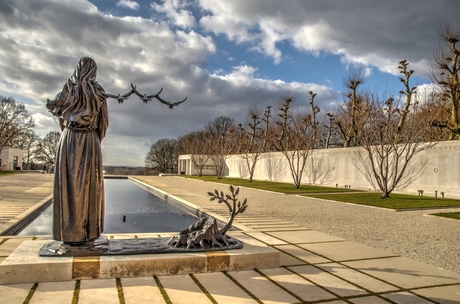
[39,236,243,257]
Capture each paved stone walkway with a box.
[0,173,53,235]
[1,174,460,303]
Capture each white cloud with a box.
[3,0,449,165]
[197,0,460,77]
[0,0,338,165]
[415,83,442,104]
[116,0,139,10]
[151,0,196,29]
[199,1,289,63]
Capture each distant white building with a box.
[0,147,23,171]
[178,154,216,175]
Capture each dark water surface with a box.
[18,179,199,235]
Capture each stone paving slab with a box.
[412,284,460,303]
[159,274,213,304]
[343,256,460,289]
[288,265,368,298]
[238,219,292,223]
[257,227,311,232]
[278,251,306,266]
[194,272,258,304]
[120,277,165,304]
[79,279,120,304]
[299,240,398,262]
[317,263,397,293]
[245,224,303,230]
[29,280,75,304]
[237,219,289,223]
[0,282,34,304]
[259,267,337,302]
[268,230,345,243]
[227,269,299,304]
[244,232,288,245]
[236,215,277,219]
[381,291,434,304]
[349,296,391,304]
[274,244,332,264]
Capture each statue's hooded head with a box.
[70,57,98,85]
[47,56,106,127]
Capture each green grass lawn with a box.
[182,176,460,210]
[0,171,23,176]
[431,212,460,220]
[305,192,460,210]
[183,175,359,194]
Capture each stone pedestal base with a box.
[39,236,243,257]
[0,233,279,284]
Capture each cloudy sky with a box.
[0,0,457,166]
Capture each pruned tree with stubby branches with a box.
[334,67,367,147]
[354,62,437,198]
[272,92,319,188]
[205,116,237,179]
[236,105,272,182]
[430,19,460,139]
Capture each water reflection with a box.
[18,179,199,235]
[18,204,53,236]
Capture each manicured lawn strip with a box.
[0,171,23,176]
[183,176,359,194]
[432,212,460,220]
[305,192,460,210]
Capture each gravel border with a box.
[153,176,460,274]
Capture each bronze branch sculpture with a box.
[167,186,248,250]
[102,83,187,108]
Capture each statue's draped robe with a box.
[46,58,108,243]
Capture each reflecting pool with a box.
[18,179,199,235]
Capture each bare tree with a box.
[145,138,178,173]
[35,131,60,166]
[354,62,436,198]
[237,105,271,182]
[15,130,40,169]
[177,130,211,176]
[205,116,236,179]
[321,112,335,149]
[415,92,451,141]
[334,67,367,147]
[430,19,460,139]
[272,92,319,188]
[0,96,35,152]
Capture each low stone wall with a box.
[224,140,460,199]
